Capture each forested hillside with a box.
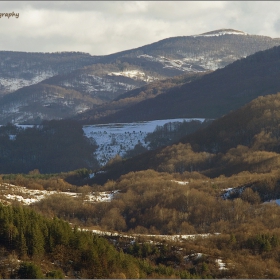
[0,203,195,279]
[92,92,280,182]
[2,168,280,278]
[90,45,280,123]
[75,72,207,124]
[3,93,280,277]
[0,84,102,124]
[144,119,212,150]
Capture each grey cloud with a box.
[1,1,280,55]
[0,1,141,13]
[274,19,280,32]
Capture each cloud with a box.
[0,1,280,55]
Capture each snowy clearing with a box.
[8,118,204,167]
[83,118,205,166]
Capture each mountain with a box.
[85,45,280,123]
[1,29,280,124]
[96,28,280,72]
[91,92,280,184]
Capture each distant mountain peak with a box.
[194,29,248,37]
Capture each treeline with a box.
[0,120,99,174]
[145,119,212,149]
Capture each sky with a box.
[1,1,280,56]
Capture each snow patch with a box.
[0,183,119,205]
[171,180,189,185]
[264,199,280,206]
[195,30,248,37]
[184,253,204,261]
[81,227,220,243]
[222,186,245,199]
[138,54,197,71]
[108,70,157,83]
[216,258,228,270]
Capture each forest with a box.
[144,119,212,150]
[3,167,280,278]
[0,203,190,279]
[3,87,280,278]
[0,120,99,174]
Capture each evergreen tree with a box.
[16,262,44,279]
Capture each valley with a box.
[2,27,280,278]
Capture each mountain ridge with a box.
[1,29,280,124]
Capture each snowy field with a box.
[83,118,205,166]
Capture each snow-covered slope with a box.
[0,51,99,96]
[0,83,100,124]
[108,69,157,83]
[0,72,54,93]
[83,118,204,166]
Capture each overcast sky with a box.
[1,1,280,56]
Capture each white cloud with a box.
[0,1,280,55]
